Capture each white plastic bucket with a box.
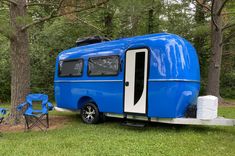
[196,95,218,120]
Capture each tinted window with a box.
[88,56,119,76]
[59,59,83,77]
[134,52,145,105]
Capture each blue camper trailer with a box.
[54,33,201,124]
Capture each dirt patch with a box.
[220,100,235,107]
[0,116,71,132]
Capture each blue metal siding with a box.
[147,35,200,81]
[55,81,124,113]
[147,81,200,118]
[54,33,200,118]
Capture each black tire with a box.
[81,102,100,124]
[99,113,106,123]
[185,104,197,118]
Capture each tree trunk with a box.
[9,0,30,124]
[104,5,113,38]
[206,0,223,99]
[148,8,154,34]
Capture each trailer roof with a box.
[58,33,174,59]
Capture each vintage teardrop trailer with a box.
[54,33,235,126]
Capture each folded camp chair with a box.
[0,108,7,124]
[17,94,53,131]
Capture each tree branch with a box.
[211,0,219,31]
[26,0,88,9]
[221,12,235,16]
[2,0,17,5]
[21,0,109,31]
[26,3,58,7]
[76,17,104,34]
[220,31,235,46]
[217,0,229,16]
[195,0,211,12]
[57,0,65,11]
[222,43,235,47]
[222,23,235,31]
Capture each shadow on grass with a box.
[4,108,232,134]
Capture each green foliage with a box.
[16,15,33,26]
[220,0,235,97]
[0,107,235,155]
[0,7,11,38]
[0,36,10,103]
[220,72,235,98]
[0,0,234,101]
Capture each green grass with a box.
[0,103,9,109]
[0,106,235,156]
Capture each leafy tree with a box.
[0,0,109,124]
[196,0,235,100]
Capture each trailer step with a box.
[121,121,147,127]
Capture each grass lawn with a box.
[0,105,234,156]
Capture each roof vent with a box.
[76,36,110,47]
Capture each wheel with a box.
[99,112,106,123]
[185,104,197,118]
[81,102,100,124]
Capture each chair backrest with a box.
[26,94,48,109]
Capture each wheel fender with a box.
[77,96,96,109]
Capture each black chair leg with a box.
[24,114,49,132]
[46,114,49,128]
[0,117,3,136]
[24,115,30,131]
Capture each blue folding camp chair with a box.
[0,108,7,124]
[17,94,53,131]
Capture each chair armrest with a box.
[47,102,54,111]
[17,102,28,111]
[0,108,7,115]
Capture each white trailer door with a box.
[124,48,149,114]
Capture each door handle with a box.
[125,81,129,86]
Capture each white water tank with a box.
[197,95,218,120]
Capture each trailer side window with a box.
[88,56,119,76]
[59,59,83,77]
